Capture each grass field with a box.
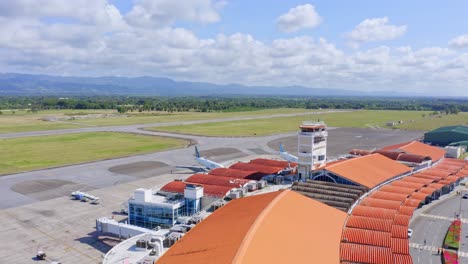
[0,132,188,175]
[148,110,438,136]
[69,108,328,126]
[396,112,468,130]
[0,109,115,134]
[0,108,324,134]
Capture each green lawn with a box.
[0,108,323,134]
[147,110,435,136]
[396,112,468,130]
[0,132,188,175]
[72,108,328,126]
[0,109,115,134]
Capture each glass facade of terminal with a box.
[128,202,185,229]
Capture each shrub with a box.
[444,220,461,250]
[443,250,458,264]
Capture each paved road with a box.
[0,129,296,209]
[0,110,350,139]
[410,183,468,264]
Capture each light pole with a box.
[459,191,463,219]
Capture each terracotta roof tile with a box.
[400,176,434,185]
[323,153,411,188]
[393,253,413,264]
[393,214,411,226]
[379,185,416,195]
[208,168,259,180]
[412,173,444,181]
[428,183,445,189]
[410,192,430,201]
[447,175,461,182]
[340,243,393,264]
[351,206,397,219]
[397,153,432,163]
[372,150,403,160]
[391,225,409,239]
[346,215,393,232]
[342,228,392,247]
[369,191,409,202]
[398,206,416,216]
[185,174,251,188]
[381,141,445,161]
[423,169,452,177]
[435,165,463,173]
[419,187,438,194]
[158,190,346,264]
[160,181,233,198]
[229,162,283,176]
[359,198,402,210]
[249,158,297,168]
[390,180,425,190]
[403,198,423,207]
[391,238,410,254]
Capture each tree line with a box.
[0,96,467,114]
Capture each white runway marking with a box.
[419,213,468,223]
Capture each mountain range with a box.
[0,73,407,97]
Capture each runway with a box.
[0,126,424,209]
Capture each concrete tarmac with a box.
[0,127,424,210]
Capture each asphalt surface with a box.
[268,127,425,159]
[410,183,468,264]
[0,127,425,210]
[0,129,290,209]
[0,110,350,139]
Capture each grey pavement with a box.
[0,173,192,264]
[410,182,468,264]
[0,130,296,209]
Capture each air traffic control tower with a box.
[297,121,328,180]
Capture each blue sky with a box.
[176,1,468,49]
[1,0,468,95]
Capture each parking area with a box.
[0,173,190,264]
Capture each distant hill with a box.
[0,72,397,96]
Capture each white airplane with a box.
[279,143,299,163]
[176,146,225,172]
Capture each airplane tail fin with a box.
[279,143,285,152]
[195,146,201,158]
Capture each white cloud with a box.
[276,4,322,33]
[353,46,391,65]
[0,0,125,28]
[449,34,468,49]
[347,17,407,43]
[126,0,222,28]
[0,2,468,96]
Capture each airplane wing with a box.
[175,165,207,173]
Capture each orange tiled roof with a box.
[185,173,252,188]
[249,158,298,168]
[381,141,445,162]
[208,168,259,179]
[157,190,346,264]
[324,153,412,188]
[160,181,233,198]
